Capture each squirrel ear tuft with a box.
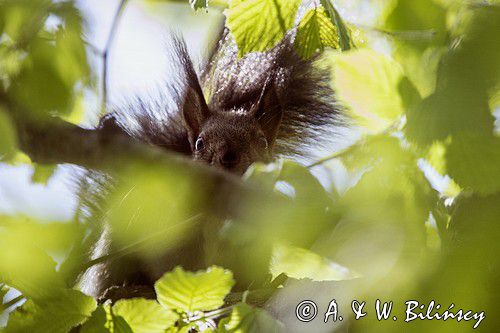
[253,81,283,145]
[174,35,210,145]
[182,85,210,143]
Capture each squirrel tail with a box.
[202,30,345,158]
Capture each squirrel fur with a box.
[77,30,343,300]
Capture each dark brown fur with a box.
[78,30,342,299]
[105,31,342,173]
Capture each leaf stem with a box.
[308,120,402,168]
[0,295,25,313]
[353,23,437,40]
[101,0,129,116]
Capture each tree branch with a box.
[0,92,244,190]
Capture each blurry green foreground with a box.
[1,0,499,332]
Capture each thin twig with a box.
[101,0,129,116]
[83,39,104,57]
[352,23,437,41]
[0,295,25,313]
[187,306,234,323]
[76,213,204,274]
[308,120,402,168]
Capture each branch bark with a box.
[0,92,244,191]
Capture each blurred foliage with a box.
[1,0,499,332]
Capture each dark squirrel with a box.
[77,30,342,300]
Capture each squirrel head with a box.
[182,79,283,175]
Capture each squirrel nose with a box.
[220,150,240,167]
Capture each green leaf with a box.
[270,243,359,281]
[332,49,415,132]
[405,7,500,145]
[5,1,90,118]
[0,109,17,161]
[31,164,56,185]
[243,161,282,190]
[106,165,200,256]
[329,136,437,278]
[0,216,82,256]
[219,303,284,333]
[319,0,354,50]
[295,7,340,59]
[154,266,234,313]
[4,289,97,333]
[80,304,134,333]
[446,134,500,195]
[80,306,112,333]
[279,160,331,203]
[225,0,302,57]
[189,0,208,10]
[0,284,8,301]
[383,0,448,97]
[0,228,66,300]
[0,0,50,42]
[113,299,179,333]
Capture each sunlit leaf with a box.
[406,5,500,142]
[319,0,354,50]
[0,109,17,161]
[31,164,56,185]
[384,0,448,96]
[219,303,284,333]
[4,289,96,333]
[189,0,208,10]
[0,216,81,255]
[446,134,500,195]
[0,227,66,300]
[155,266,234,313]
[243,160,282,190]
[80,304,134,333]
[332,49,417,132]
[105,165,201,256]
[270,243,359,281]
[295,7,339,59]
[225,0,301,57]
[0,284,8,301]
[5,1,90,118]
[113,299,178,333]
[80,305,112,333]
[320,136,438,279]
[0,0,50,42]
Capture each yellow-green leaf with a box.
[154,266,234,313]
[332,49,412,132]
[295,7,340,59]
[225,0,301,57]
[113,299,178,333]
[219,303,284,333]
[4,289,96,333]
[270,243,359,281]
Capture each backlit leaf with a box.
[113,299,178,333]
[270,243,359,281]
[332,49,415,132]
[4,289,96,333]
[295,7,340,59]
[319,0,354,50]
[225,0,301,57]
[155,266,234,313]
[219,303,284,333]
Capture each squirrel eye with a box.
[195,137,204,151]
[259,136,268,150]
